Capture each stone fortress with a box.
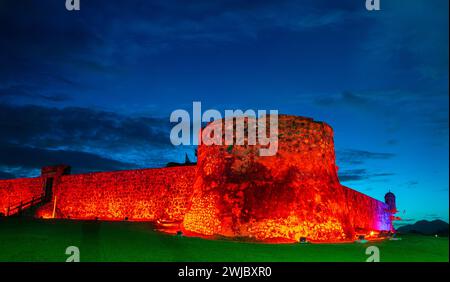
[0,115,396,243]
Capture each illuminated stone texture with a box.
[0,114,394,243]
[37,166,196,221]
[0,177,44,215]
[183,115,393,242]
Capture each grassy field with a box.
[0,218,448,262]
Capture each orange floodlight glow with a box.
[0,115,396,243]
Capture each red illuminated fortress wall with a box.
[36,166,196,222]
[0,177,44,215]
[1,114,394,243]
[182,115,393,242]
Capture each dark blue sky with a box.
[0,0,448,224]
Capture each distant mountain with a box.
[397,220,449,235]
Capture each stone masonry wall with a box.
[36,166,196,221]
[0,177,44,215]
[182,115,393,242]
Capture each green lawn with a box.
[0,218,448,262]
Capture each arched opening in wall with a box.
[44,178,54,202]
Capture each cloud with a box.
[315,89,448,141]
[338,169,366,181]
[0,103,171,149]
[0,0,365,76]
[336,149,395,182]
[315,90,447,111]
[336,149,395,165]
[401,218,417,222]
[0,103,183,177]
[424,214,444,221]
[365,0,449,82]
[314,91,374,111]
[0,85,71,103]
[386,139,398,146]
[0,143,135,175]
[336,149,396,183]
[405,181,419,189]
[338,168,395,182]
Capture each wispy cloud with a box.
[0,103,185,177]
[336,149,396,184]
[338,168,395,182]
[0,144,136,176]
[0,85,71,103]
[336,149,395,165]
[315,90,449,140]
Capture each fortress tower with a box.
[385,191,397,213]
[182,115,393,242]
